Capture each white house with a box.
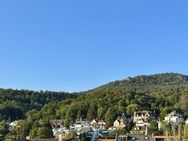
[164,111,184,124]
[113,113,127,129]
[133,111,155,127]
[114,120,120,128]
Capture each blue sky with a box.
[0,0,188,92]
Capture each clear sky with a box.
[0,0,188,92]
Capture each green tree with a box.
[4,133,14,141]
[117,127,127,135]
[126,104,140,115]
[37,127,53,139]
[183,125,188,140]
[65,131,77,139]
[97,107,106,119]
[180,95,188,116]
[148,121,158,135]
[0,121,9,140]
[30,127,53,139]
[26,109,40,121]
[10,120,30,140]
[105,107,118,127]
[160,121,171,135]
[87,103,97,121]
[57,105,70,119]
[64,107,78,127]
[160,107,171,120]
[29,128,38,139]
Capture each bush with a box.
[65,131,77,139]
[30,127,53,139]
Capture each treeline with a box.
[34,73,188,127]
[0,89,76,121]
[18,73,188,127]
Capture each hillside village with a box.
[1,73,188,141]
[9,110,188,141]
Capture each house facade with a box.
[164,111,184,124]
[50,120,67,137]
[133,111,155,127]
[98,120,106,129]
[50,120,63,129]
[74,119,91,133]
[91,119,106,129]
[113,113,127,129]
[91,119,98,127]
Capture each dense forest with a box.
[0,89,76,121]
[1,73,188,140]
[55,73,188,127]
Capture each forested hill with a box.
[1,73,188,123]
[53,73,188,127]
[87,73,188,94]
[0,89,76,121]
[1,73,188,140]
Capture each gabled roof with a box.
[50,120,63,128]
[98,120,106,125]
[166,111,183,118]
[120,113,126,121]
[115,113,127,123]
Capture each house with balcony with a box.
[133,111,155,127]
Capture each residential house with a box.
[113,113,127,129]
[91,119,98,127]
[74,119,91,133]
[164,111,184,124]
[50,120,63,129]
[97,120,106,130]
[91,119,106,129]
[133,111,155,127]
[50,120,66,137]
